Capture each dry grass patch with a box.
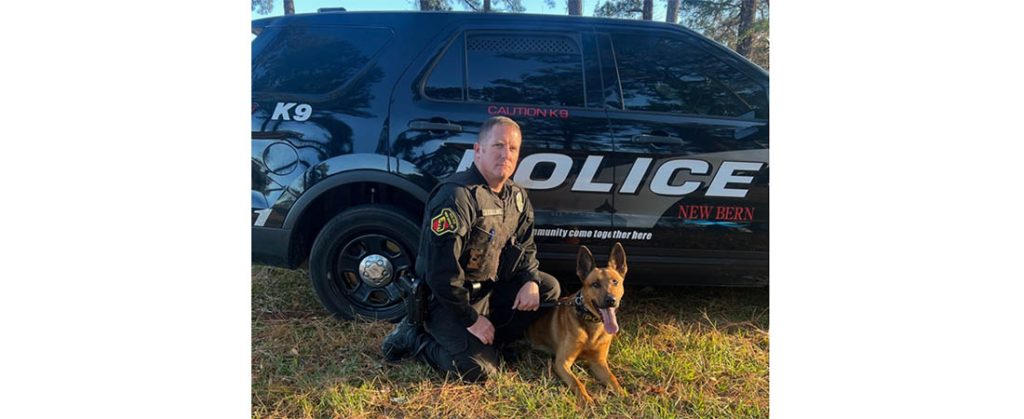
[252,265,768,418]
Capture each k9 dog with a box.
[526,242,629,406]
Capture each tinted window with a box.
[251,27,276,61]
[424,35,465,101]
[252,26,392,95]
[610,33,768,119]
[596,34,623,109]
[581,33,604,109]
[466,33,584,107]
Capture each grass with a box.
[252,265,768,418]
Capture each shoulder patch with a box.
[431,208,459,236]
[515,191,524,212]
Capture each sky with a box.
[250,0,674,20]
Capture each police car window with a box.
[611,33,767,119]
[251,27,276,67]
[252,26,392,95]
[424,35,465,101]
[596,34,623,109]
[465,33,584,107]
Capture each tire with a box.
[309,205,420,321]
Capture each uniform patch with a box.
[515,191,524,212]
[431,208,459,236]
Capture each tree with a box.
[679,0,769,68]
[568,0,582,15]
[594,0,768,68]
[424,0,524,12]
[252,0,273,15]
[594,0,643,19]
[491,0,524,12]
[593,0,651,20]
[420,0,449,10]
[735,0,756,58]
[666,0,680,23]
[250,0,295,15]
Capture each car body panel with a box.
[251,11,768,286]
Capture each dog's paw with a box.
[571,387,595,408]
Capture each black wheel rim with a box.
[325,232,412,314]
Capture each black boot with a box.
[497,344,520,366]
[381,317,425,363]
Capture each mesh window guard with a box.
[467,35,579,55]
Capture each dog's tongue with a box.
[598,307,619,334]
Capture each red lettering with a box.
[682,205,755,221]
[678,205,716,219]
[484,106,570,119]
[713,206,756,221]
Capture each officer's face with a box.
[474,124,521,188]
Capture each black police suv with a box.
[252,11,768,321]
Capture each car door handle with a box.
[441,138,476,145]
[409,121,463,133]
[252,130,304,139]
[631,134,683,145]
[711,126,761,140]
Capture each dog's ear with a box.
[577,246,596,281]
[608,242,627,278]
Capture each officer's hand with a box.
[467,316,495,345]
[512,281,540,311]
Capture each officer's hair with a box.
[478,116,521,144]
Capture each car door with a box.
[598,29,769,260]
[390,24,616,252]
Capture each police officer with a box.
[381,116,560,381]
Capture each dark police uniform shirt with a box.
[415,164,541,327]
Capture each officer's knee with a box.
[536,270,561,301]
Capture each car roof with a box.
[252,10,766,76]
[254,10,697,33]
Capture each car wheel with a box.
[309,205,419,321]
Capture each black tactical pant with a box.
[418,271,560,382]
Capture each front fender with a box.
[272,154,432,230]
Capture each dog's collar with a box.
[573,292,603,324]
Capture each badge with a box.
[515,191,524,212]
[431,208,458,236]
